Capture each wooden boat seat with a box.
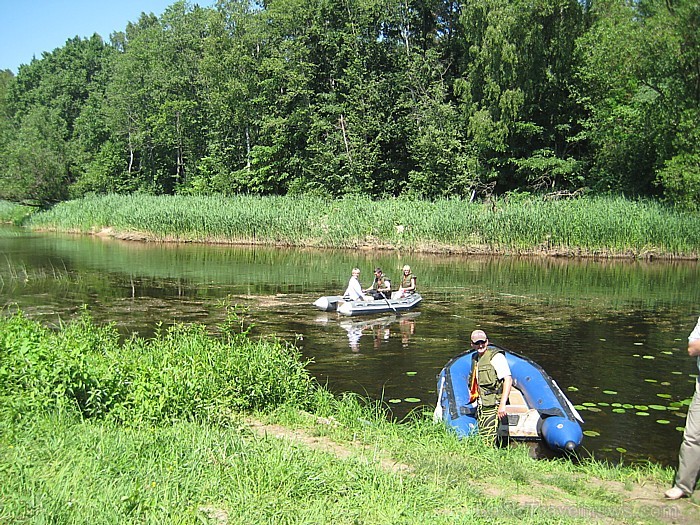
[505,388,529,415]
[500,387,541,438]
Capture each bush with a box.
[656,153,700,211]
[0,200,35,224]
[0,309,318,426]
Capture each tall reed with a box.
[26,194,700,257]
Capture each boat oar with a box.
[379,291,399,315]
[433,375,445,422]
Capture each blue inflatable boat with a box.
[434,345,584,452]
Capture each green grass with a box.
[0,410,572,524]
[0,199,35,225]
[0,305,316,424]
[25,194,700,257]
[1,309,694,524]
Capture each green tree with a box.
[0,69,16,168]
[1,107,69,205]
[575,0,700,198]
[190,0,260,194]
[1,35,111,204]
[98,3,211,195]
[452,0,586,197]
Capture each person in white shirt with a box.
[343,268,366,301]
[468,329,512,445]
[664,316,700,500]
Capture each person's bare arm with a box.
[689,339,700,357]
[498,376,512,419]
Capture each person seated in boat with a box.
[392,264,416,299]
[363,267,391,300]
[468,330,512,445]
[343,267,368,301]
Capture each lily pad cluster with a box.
[571,342,697,451]
[389,371,421,404]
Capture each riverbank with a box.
[8,194,700,259]
[1,309,698,524]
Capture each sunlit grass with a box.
[26,194,700,257]
[0,199,35,225]
[0,310,685,524]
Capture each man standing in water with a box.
[468,330,512,445]
[664,317,700,500]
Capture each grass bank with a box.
[22,194,700,259]
[0,200,34,225]
[1,310,697,524]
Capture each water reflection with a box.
[313,312,420,352]
[338,313,420,352]
[3,227,700,466]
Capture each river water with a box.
[2,227,699,466]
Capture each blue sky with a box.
[0,1,215,74]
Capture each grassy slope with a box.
[1,311,698,524]
[2,407,697,524]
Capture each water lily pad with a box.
[582,402,597,407]
[616,447,627,453]
[404,397,420,403]
[612,408,626,413]
[583,430,600,437]
[633,342,644,346]
[623,403,634,409]
[389,399,402,404]
[597,402,610,407]
[611,403,622,407]
[660,382,671,386]
[405,371,417,376]
[602,390,617,395]
[656,393,672,399]
[574,405,586,411]
[671,371,683,375]
[586,407,602,413]
[567,386,579,392]
[633,354,641,358]
[599,338,607,342]
[656,420,670,425]
[634,405,648,411]
[676,427,685,432]
[648,404,666,411]
[661,351,673,355]
[644,379,658,383]
[636,412,650,416]
[642,355,655,359]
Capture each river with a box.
[2,226,699,466]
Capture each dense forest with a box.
[0,0,698,208]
